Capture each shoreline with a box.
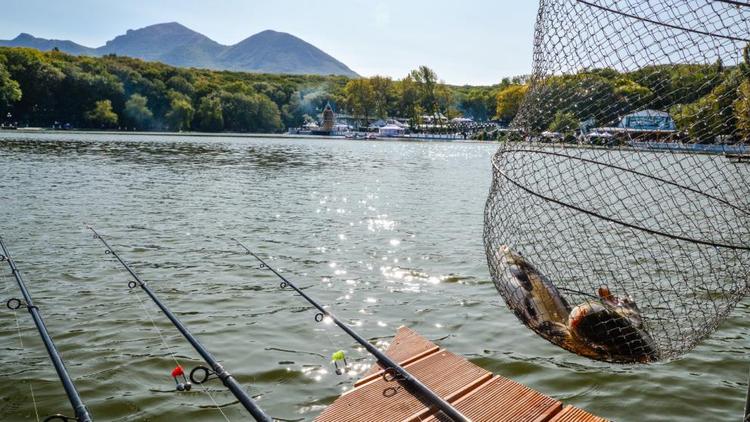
[2,129,745,158]
[0,128,499,145]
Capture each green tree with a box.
[167,75,195,97]
[369,76,395,119]
[255,94,282,132]
[165,92,194,131]
[671,69,743,142]
[343,78,375,126]
[124,93,153,129]
[495,84,528,123]
[396,75,421,127]
[196,95,223,132]
[0,61,22,108]
[219,91,281,133]
[460,88,493,121]
[85,99,118,128]
[2,48,65,125]
[614,79,652,109]
[410,66,438,117]
[735,44,750,141]
[435,84,454,118]
[735,80,750,141]
[281,92,304,128]
[548,110,579,134]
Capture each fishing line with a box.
[104,241,233,422]
[233,239,471,422]
[89,226,271,422]
[0,237,93,422]
[12,308,40,422]
[129,274,232,422]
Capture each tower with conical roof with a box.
[322,102,335,132]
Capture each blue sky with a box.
[1,0,538,85]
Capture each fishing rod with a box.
[87,226,272,422]
[0,237,93,422]
[233,239,471,422]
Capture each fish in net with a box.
[484,0,750,363]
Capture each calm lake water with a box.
[0,132,747,422]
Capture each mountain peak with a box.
[255,29,285,36]
[15,33,36,41]
[126,22,195,35]
[100,22,219,61]
[0,24,358,77]
[3,32,94,55]
[224,30,358,76]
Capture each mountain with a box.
[220,30,356,76]
[97,22,223,69]
[0,23,358,77]
[0,33,95,56]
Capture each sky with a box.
[0,0,538,86]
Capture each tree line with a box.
[1,46,747,141]
[0,47,509,132]
[512,46,750,143]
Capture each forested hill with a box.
[0,47,504,133]
[0,46,746,139]
[0,22,359,77]
[0,47,353,132]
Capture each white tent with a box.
[379,124,406,137]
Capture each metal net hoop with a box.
[484,0,750,363]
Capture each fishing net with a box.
[484,0,750,363]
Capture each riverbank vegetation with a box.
[0,46,747,141]
[511,46,750,143]
[0,47,505,132]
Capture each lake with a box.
[0,132,747,421]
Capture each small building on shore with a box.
[378,123,406,137]
[585,109,678,144]
[618,109,676,131]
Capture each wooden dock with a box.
[317,327,607,422]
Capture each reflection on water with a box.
[0,132,747,422]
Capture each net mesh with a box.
[484,0,750,363]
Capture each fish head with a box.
[499,244,522,266]
[498,245,533,291]
[597,286,644,328]
[614,296,644,328]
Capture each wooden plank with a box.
[317,327,609,422]
[548,405,609,422]
[423,376,563,422]
[316,350,490,422]
[358,326,441,382]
